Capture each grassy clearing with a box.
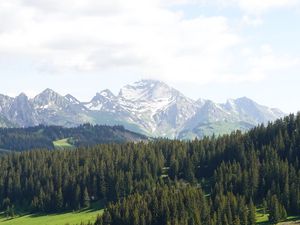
[256,208,269,224]
[53,138,74,150]
[256,208,300,225]
[0,203,104,225]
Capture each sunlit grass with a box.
[53,138,74,149]
[0,202,104,225]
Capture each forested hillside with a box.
[0,124,147,151]
[0,113,300,224]
[95,184,256,225]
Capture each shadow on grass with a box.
[0,211,29,222]
[256,207,270,225]
[281,216,300,224]
[257,221,272,225]
[22,200,106,219]
[0,213,15,222]
[257,216,300,225]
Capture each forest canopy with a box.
[0,113,300,224]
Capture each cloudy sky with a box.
[0,0,299,113]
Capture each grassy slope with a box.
[0,200,297,225]
[193,121,253,136]
[53,138,74,150]
[179,121,254,139]
[89,111,147,136]
[0,203,104,225]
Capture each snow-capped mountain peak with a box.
[97,89,116,100]
[119,79,179,102]
[84,89,118,111]
[0,80,286,138]
[36,88,62,102]
[33,89,63,108]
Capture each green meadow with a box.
[53,138,74,149]
[0,203,103,225]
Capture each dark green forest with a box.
[0,124,147,151]
[1,114,300,224]
[95,184,256,225]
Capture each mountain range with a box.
[0,80,285,139]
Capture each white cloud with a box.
[242,15,263,27]
[0,0,241,81]
[233,0,298,14]
[0,0,299,88]
[166,0,299,14]
[248,46,300,72]
[233,44,300,84]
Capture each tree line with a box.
[0,124,146,151]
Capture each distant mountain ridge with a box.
[0,80,285,138]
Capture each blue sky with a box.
[0,0,299,113]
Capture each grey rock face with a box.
[0,80,285,138]
[8,93,39,127]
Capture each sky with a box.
[0,0,300,113]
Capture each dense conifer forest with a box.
[1,113,300,224]
[0,124,147,151]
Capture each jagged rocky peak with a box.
[231,97,262,116]
[0,94,14,113]
[33,88,69,109]
[13,93,31,107]
[0,93,13,99]
[0,94,14,103]
[234,96,257,106]
[100,89,115,98]
[201,100,218,109]
[196,98,206,105]
[0,80,287,138]
[222,99,237,111]
[39,88,58,97]
[119,79,180,102]
[65,94,81,104]
[93,89,116,101]
[34,88,60,102]
[222,97,258,110]
[9,92,39,127]
[197,100,228,117]
[84,89,118,111]
[16,92,28,99]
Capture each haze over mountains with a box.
[0,80,285,138]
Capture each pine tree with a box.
[83,187,90,208]
[74,185,81,210]
[268,195,287,224]
[55,188,63,210]
[248,200,256,225]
